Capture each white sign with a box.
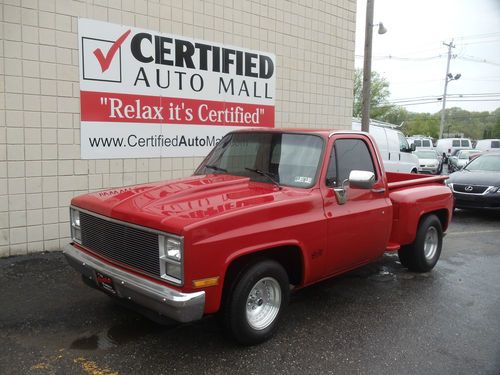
[78,18,276,159]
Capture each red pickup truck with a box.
[65,129,453,345]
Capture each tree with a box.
[380,106,409,126]
[353,68,392,119]
[493,118,500,138]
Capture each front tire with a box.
[398,214,443,272]
[222,260,289,345]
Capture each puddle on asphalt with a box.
[398,273,415,280]
[70,319,161,350]
[368,266,396,282]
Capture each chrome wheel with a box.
[424,226,438,260]
[246,277,281,330]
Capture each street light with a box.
[361,0,387,132]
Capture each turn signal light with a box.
[192,277,220,288]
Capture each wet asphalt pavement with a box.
[1,209,499,375]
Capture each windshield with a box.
[196,132,324,188]
[459,150,479,159]
[414,151,436,159]
[465,154,500,171]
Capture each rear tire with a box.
[398,214,443,273]
[222,260,289,345]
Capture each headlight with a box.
[70,208,82,244]
[159,235,183,284]
[166,238,182,261]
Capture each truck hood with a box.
[71,174,288,234]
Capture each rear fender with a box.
[389,185,453,246]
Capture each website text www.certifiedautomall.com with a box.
[88,134,223,149]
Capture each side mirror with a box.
[349,170,376,189]
[333,170,376,205]
[411,143,416,152]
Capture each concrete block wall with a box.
[0,0,356,256]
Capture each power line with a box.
[392,92,500,100]
[388,93,500,105]
[456,31,500,40]
[457,55,500,67]
[355,54,443,61]
[385,98,500,106]
[459,39,500,46]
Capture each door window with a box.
[326,139,376,187]
[398,133,409,151]
[461,139,470,147]
[452,140,460,147]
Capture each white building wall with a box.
[0,0,356,256]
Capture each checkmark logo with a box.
[93,29,131,73]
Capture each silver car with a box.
[450,149,482,171]
[413,150,441,174]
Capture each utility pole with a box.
[439,41,455,139]
[361,0,375,133]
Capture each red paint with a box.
[71,130,453,315]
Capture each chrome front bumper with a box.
[63,244,205,323]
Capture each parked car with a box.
[447,151,500,210]
[64,129,453,345]
[413,150,441,174]
[475,139,500,151]
[449,149,481,172]
[436,138,473,162]
[353,120,418,173]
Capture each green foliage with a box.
[493,118,500,138]
[401,107,500,140]
[352,69,500,140]
[353,69,392,118]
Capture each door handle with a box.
[371,188,386,193]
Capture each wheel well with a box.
[222,245,303,299]
[421,209,449,232]
[411,168,418,174]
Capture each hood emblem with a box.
[465,185,474,192]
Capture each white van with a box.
[435,138,473,160]
[352,119,419,173]
[407,136,434,150]
[475,139,500,151]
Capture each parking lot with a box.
[1,209,499,375]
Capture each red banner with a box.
[80,91,274,127]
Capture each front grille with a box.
[80,211,160,277]
[455,198,500,208]
[453,184,489,194]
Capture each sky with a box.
[355,0,500,114]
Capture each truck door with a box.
[320,135,392,277]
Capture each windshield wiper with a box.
[244,167,282,190]
[205,164,228,173]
